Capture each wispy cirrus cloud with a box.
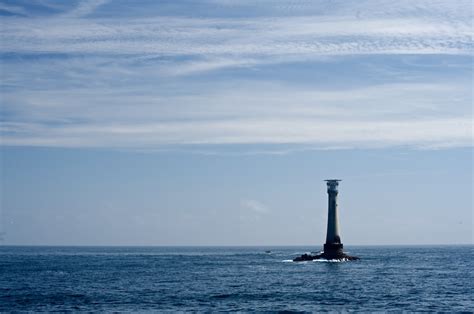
[0,2,28,16]
[60,0,109,18]
[1,0,472,58]
[2,80,471,149]
[0,0,472,151]
[1,15,471,57]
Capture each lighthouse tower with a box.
[323,179,344,258]
[293,179,359,261]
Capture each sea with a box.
[0,245,472,311]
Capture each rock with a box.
[293,253,321,262]
[293,252,359,262]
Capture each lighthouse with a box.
[293,179,359,261]
[323,179,344,258]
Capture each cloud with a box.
[2,117,471,149]
[1,80,472,149]
[0,1,471,78]
[61,0,109,18]
[0,0,472,151]
[0,3,28,16]
[241,199,269,214]
[0,4,471,59]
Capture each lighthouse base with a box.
[293,243,359,262]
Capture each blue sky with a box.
[0,0,472,245]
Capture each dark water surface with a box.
[0,245,472,311]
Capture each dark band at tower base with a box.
[293,243,359,262]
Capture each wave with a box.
[282,258,352,263]
[313,258,350,263]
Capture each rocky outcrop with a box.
[293,244,359,262]
[293,252,359,262]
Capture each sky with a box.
[0,0,472,246]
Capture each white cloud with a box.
[61,0,109,18]
[2,117,471,149]
[0,6,471,58]
[0,0,472,151]
[1,81,472,149]
[0,3,28,16]
[241,199,269,214]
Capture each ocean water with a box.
[0,245,472,311]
